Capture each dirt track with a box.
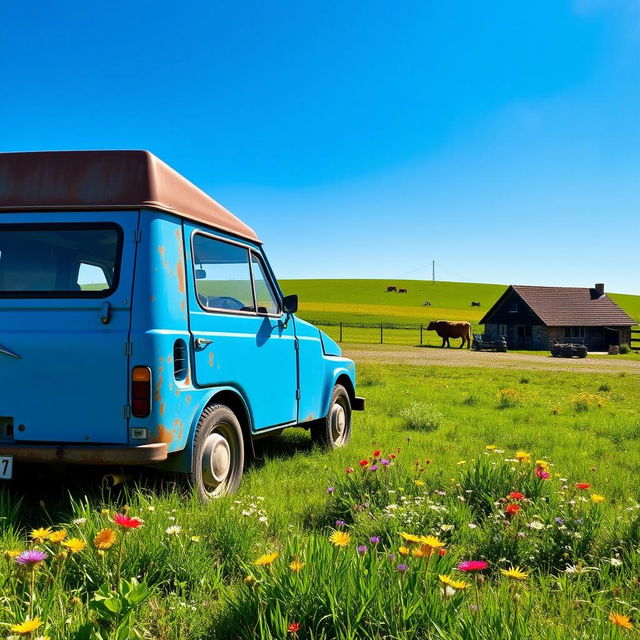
[343,344,640,374]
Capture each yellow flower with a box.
[485,445,496,450]
[414,479,425,486]
[500,566,528,580]
[289,560,305,572]
[418,535,445,549]
[11,617,43,634]
[101,508,110,517]
[329,531,351,548]
[398,546,410,556]
[93,528,117,550]
[4,549,22,559]
[48,529,67,544]
[609,612,634,630]
[515,451,531,464]
[191,536,201,543]
[535,460,549,471]
[439,574,470,590]
[591,494,605,504]
[30,527,52,543]
[62,538,86,554]
[244,574,255,584]
[254,552,278,566]
[399,532,421,544]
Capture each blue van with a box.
[0,151,364,499]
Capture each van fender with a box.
[160,385,254,473]
[321,362,357,418]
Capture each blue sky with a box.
[1,1,639,292]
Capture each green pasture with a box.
[2,361,640,639]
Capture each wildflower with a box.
[113,513,142,528]
[369,465,379,472]
[166,525,182,536]
[287,622,300,634]
[357,545,368,555]
[10,618,43,634]
[369,536,380,544]
[254,552,278,566]
[438,548,447,556]
[15,550,48,565]
[439,574,470,590]
[381,458,391,466]
[396,563,409,572]
[591,494,605,503]
[373,450,381,458]
[609,612,633,630]
[527,521,544,530]
[609,558,622,567]
[400,532,421,543]
[509,492,525,500]
[501,566,528,580]
[506,504,521,516]
[48,529,67,543]
[101,508,110,516]
[398,546,410,556]
[329,531,351,547]
[72,518,87,525]
[191,536,201,543]
[244,575,255,584]
[414,479,425,487]
[30,527,52,543]
[4,549,21,559]
[335,520,346,528]
[359,459,369,468]
[62,538,86,554]
[458,560,488,572]
[419,535,445,549]
[326,487,335,494]
[486,445,496,450]
[535,459,549,471]
[345,467,354,474]
[575,483,591,490]
[515,451,531,464]
[93,528,117,550]
[289,560,305,572]
[535,467,550,479]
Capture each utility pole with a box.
[432,260,435,284]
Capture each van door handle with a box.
[194,338,212,349]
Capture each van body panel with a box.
[0,210,139,444]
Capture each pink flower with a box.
[458,560,488,572]
[535,467,550,479]
[113,513,142,529]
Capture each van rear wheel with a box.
[190,404,244,501]
[311,384,352,449]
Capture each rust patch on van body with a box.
[154,425,174,443]
[208,352,214,367]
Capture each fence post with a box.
[339,322,343,343]
[380,323,383,344]
[420,324,423,346]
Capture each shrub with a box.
[598,383,611,392]
[399,402,444,431]
[519,377,530,384]
[462,394,479,406]
[619,344,631,354]
[497,389,524,409]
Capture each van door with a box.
[0,211,138,444]
[185,226,298,430]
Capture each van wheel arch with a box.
[335,374,356,407]
[205,390,255,462]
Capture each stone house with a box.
[480,283,635,351]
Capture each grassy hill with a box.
[280,279,640,346]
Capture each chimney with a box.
[595,283,605,296]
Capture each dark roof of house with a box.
[481,285,636,327]
[0,151,259,242]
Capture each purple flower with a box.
[396,563,409,572]
[327,487,335,495]
[369,536,380,545]
[335,520,346,528]
[15,550,48,565]
[380,459,391,467]
[368,465,379,472]
[357,545,368,555]
[555,517,565,525]
[388,553,396,562]
[470,604,479,612]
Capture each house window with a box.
[564,327,586,339]
[509,303,518,313]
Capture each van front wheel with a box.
[311,384,352,449]
[190,404,244,501]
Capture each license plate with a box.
[0,456,13,480]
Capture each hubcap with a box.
[202,431,232,491]
[330,403,347,444]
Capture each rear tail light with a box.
[131,367,152,418]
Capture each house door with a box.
[516,326,532,349]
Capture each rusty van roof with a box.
[0,150,259,242]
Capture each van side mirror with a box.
[282,294,298,314]
[195,269,206,280]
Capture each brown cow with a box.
[387,286,397,292]
[426,320,472,348]
[398,288,408,293]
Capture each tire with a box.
[190,404,244,502]
[311,384,352,449]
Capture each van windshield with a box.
[0,224,122,297]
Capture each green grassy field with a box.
[281,279,640,350]
[2,361,640,639]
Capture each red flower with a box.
[576,483,591,490]
[508,492,525,500]
[438,548,447,557]
[373,450,381,458]
[359,459,369,468]
[458,560,488,572]
[390,454,397,459]
[345,467,354,475]
[113,513,142,529]
[287,622,300,633]
[506,504,521,516]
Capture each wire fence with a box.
[310,321,436,346]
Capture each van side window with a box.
[192,234,255,313]
[251,254,280,315]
